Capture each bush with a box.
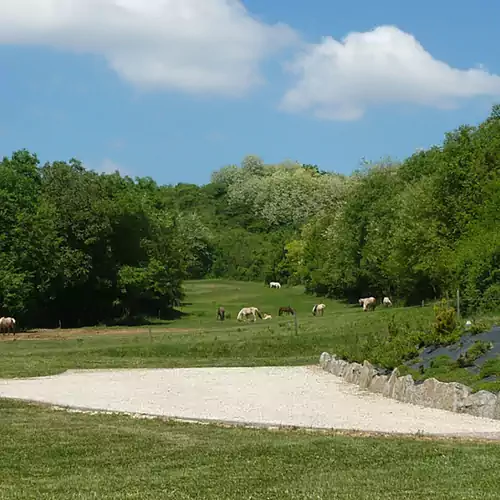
[429,299,460,345]
[465,318,492,336]
[479,357,500,379]
[456,340,492,368]
[482,284,500,311]
[339,301,491,375]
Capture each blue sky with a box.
[1,0,499,185]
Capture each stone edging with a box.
[319,352,500,420]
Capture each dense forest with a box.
[1,106,499,327]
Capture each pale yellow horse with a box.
[0,317,16,335]
[237,307,263,322]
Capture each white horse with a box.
[312,304,326,316]
[0,317,16,335]
[383,297,392,307]
[263,314,272,320]
[269,282,281,289]
[237,307,263,322]
[359,297,377,311]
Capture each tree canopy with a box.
[1,105,499,327]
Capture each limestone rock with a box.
[335,359,350,378]
[393,374,415,402]
[382,368,400,398]
[407,379,467,411]
[359,361,377,390]
[319,352,331,369]
[368,374,388,394]
[343,362,363,385]
[318,353,500,420]
[325,356,336,374]
[463,390,498,419]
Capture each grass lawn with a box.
[1,282,499,499]
[0,280,434,378]
[1,398,499,500]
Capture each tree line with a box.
[1,106,499,327]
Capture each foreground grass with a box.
[1,399,499,500]
[0,280,434,378]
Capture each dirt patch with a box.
[0,327,196,341]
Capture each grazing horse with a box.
[382,297,392,307]
[312,304,326,316]
[0,317,16,335]
[216,306,225,321]
[278,306,295,316]
[263,314,272,320]
[359,297,377,311]
[237,307,263,322]
[269,282,281,289]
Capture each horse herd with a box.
[214,281,329,323]
[216,281,394,323]
[216,303,327,323]
[359,296,393,311]
[0,289,393,335]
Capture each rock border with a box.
[319,352,500,420]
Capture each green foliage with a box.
[299,105,500,311]
[456,341,492,368]
[0,153,186,327]
[466,318,492,336]
[430,299,460,345]
[429,355,456,369]
[339,300,472,371]
[0,279,432,378]
[3,104,500,327]
[479,357,500,379]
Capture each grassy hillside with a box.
[2,279,498,390]
[0,279,433,378]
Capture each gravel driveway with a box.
[2,365,500,439]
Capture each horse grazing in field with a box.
[359,297,377,311]
[237,307,263,322]
[278,306,295,316]
[312,304,326,316]
[269,282,281,289]
[0,317,16,335]
[382,297,392,307]
[263,314,272,320]
[216,306,225,321]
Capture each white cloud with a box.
[0,0,297,96]
[281,25,500,120]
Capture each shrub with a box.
[482,284,500,312]
[479,357,500,379]
[465,318,491,336]
[456,340,492,368]
[429,299,460,345]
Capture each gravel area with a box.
[2,366,500,439]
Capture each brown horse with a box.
[216,306,225,321]
[278,306,295,316]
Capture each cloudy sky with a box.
[1,0,499,184]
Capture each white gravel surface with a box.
[2,365,500,439]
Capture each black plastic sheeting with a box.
[407,325,500,376]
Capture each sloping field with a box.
[0,280,432,378]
